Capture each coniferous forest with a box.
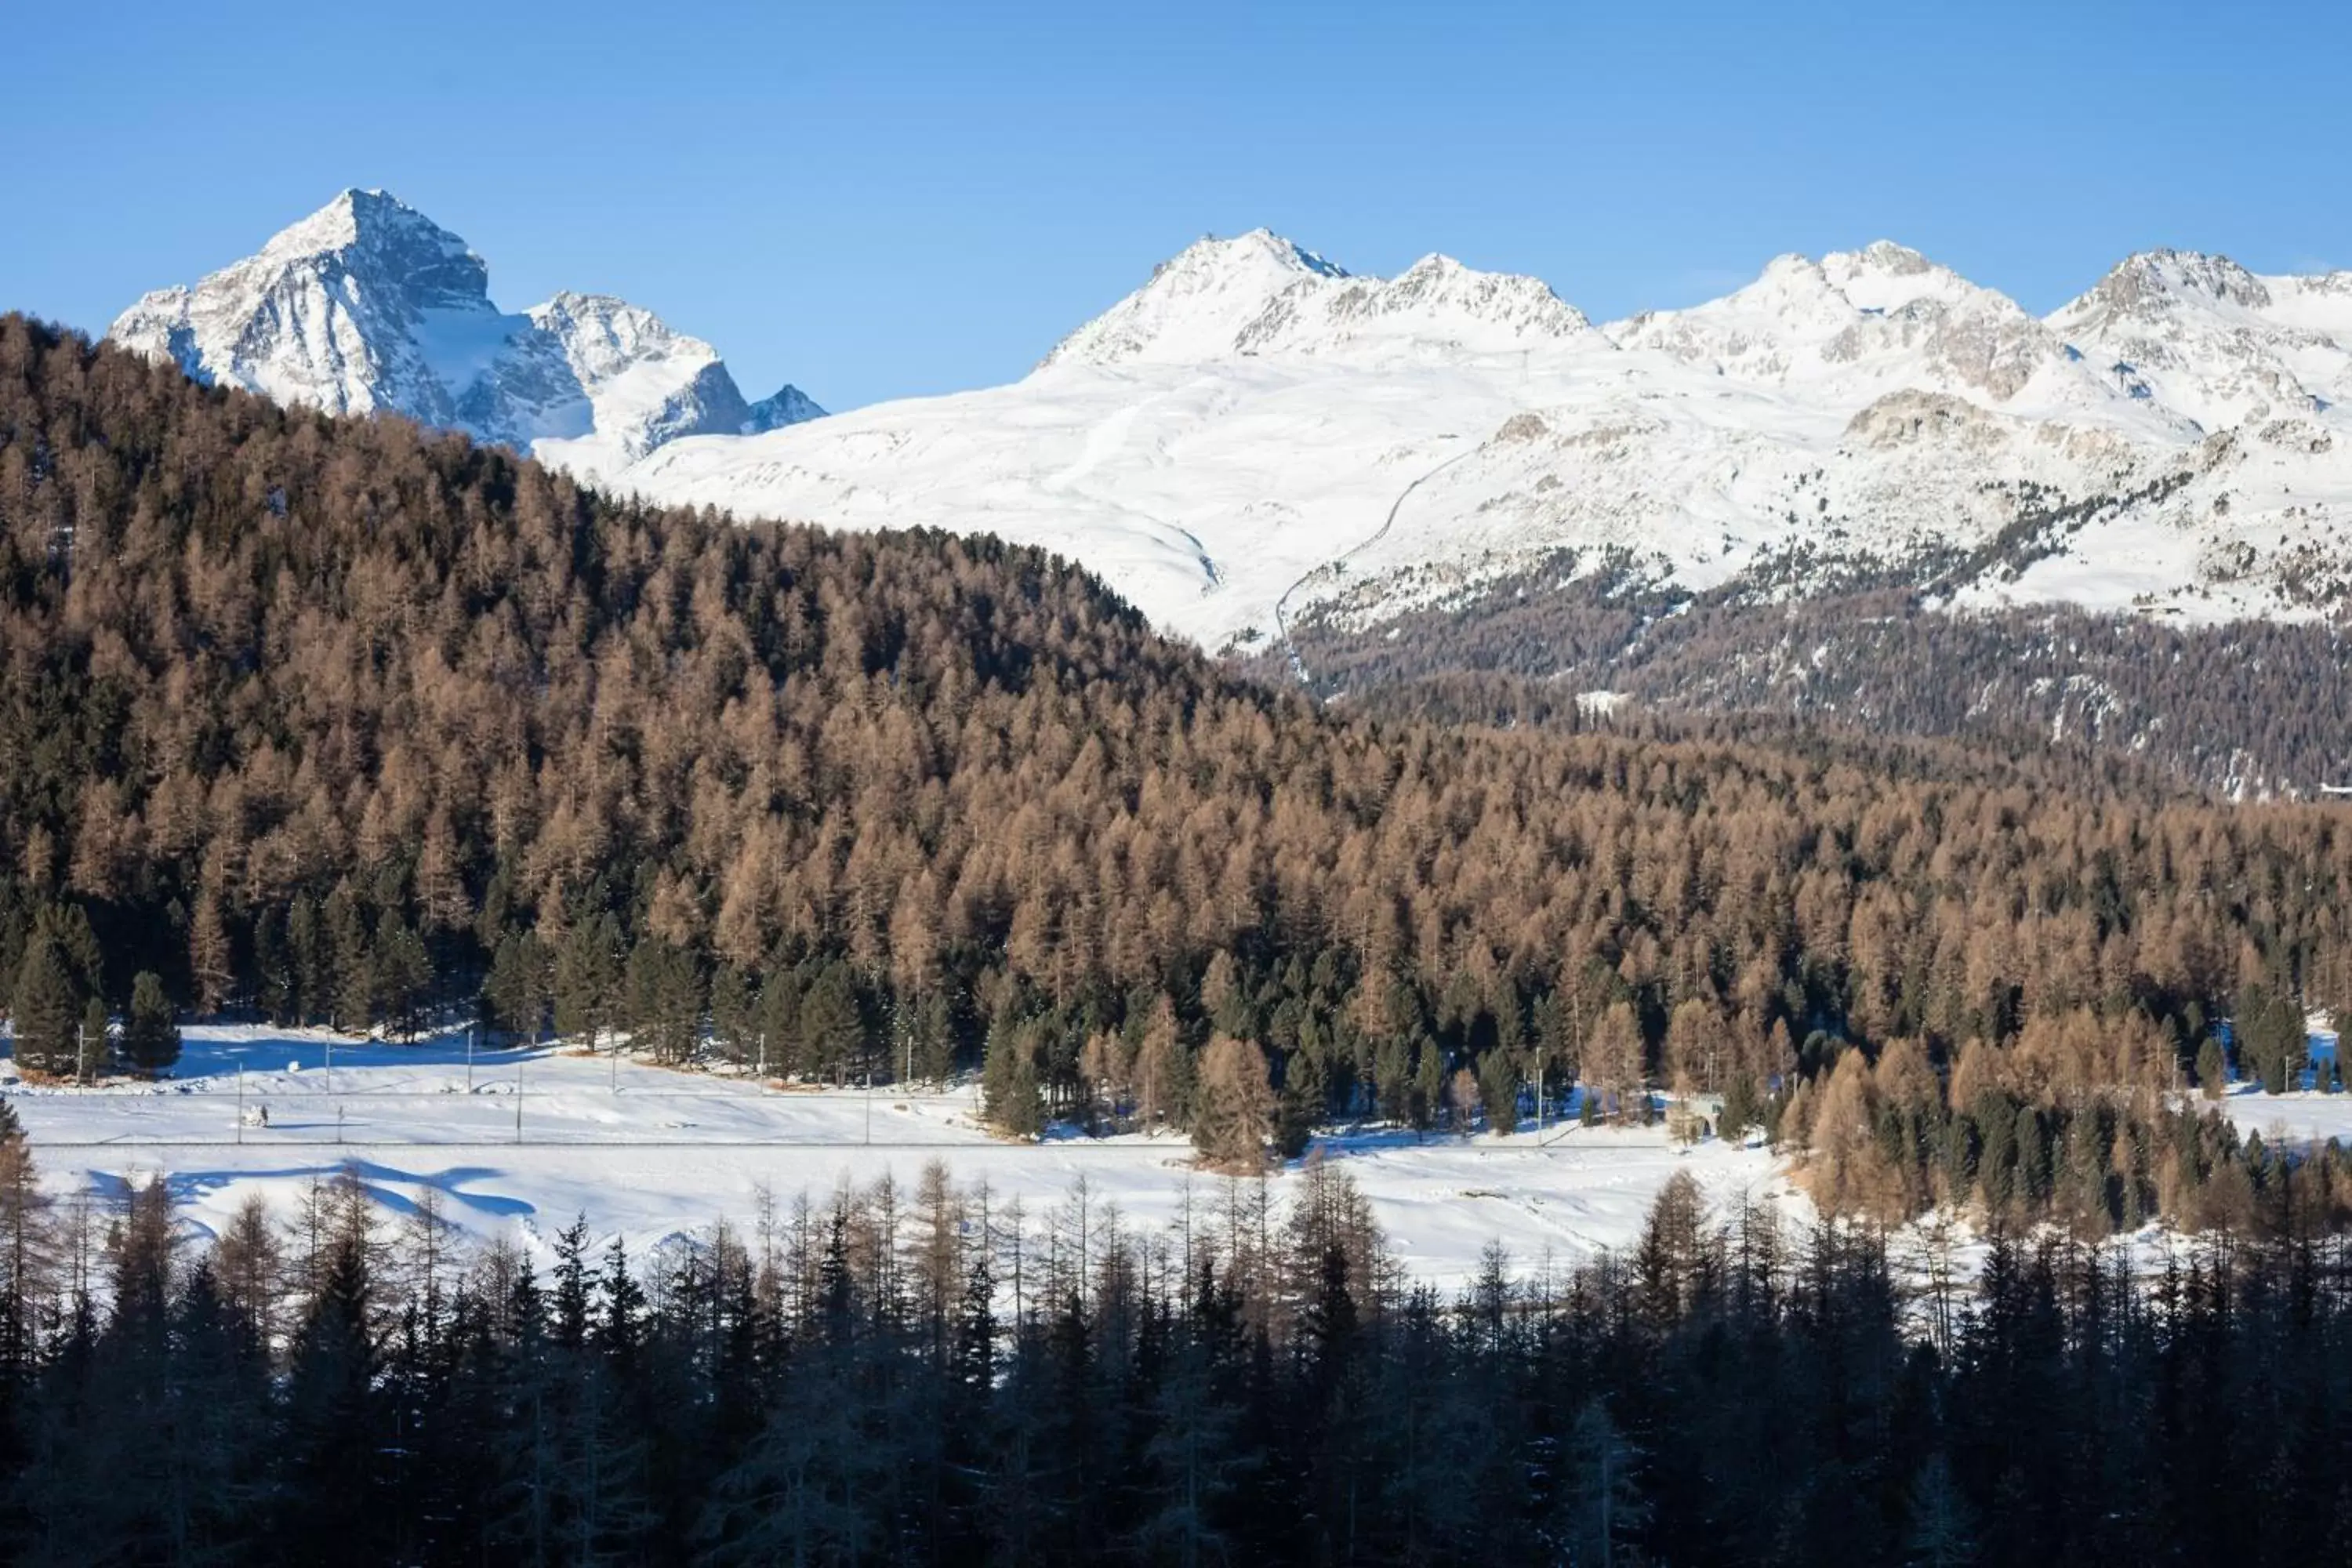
[9,315,2352,1559]
[1267,549,2352,798]
[0,1144,2349,1566]
[8,316,2352,1218]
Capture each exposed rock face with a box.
[110,190,823,481]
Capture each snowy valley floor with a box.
[4,1025,1798,1288]
[8,1025,2352,1289]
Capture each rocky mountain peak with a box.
[108,191,822,479]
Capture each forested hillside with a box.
[5,317,2352,1225]
[1272,557,2352,797]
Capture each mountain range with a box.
[107,194,2352,654]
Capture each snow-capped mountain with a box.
[1037,228,1349,368]
[1038,228,1595,368]
[111,201,2352,652]
[612,230,2352,648]
[1235,252,1599,361]
[2047,249,2352,432]
[110,191,822,482]
[1606,241,2154,424]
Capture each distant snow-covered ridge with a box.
[615,229,2352,647]
[108,190,824,486]
[114,200,2352,650]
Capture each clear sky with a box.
[10,0,2348,412]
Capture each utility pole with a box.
[515,1055,524,1144]
[326,1035,334,1097]
[865,1062,873,1146]
[237,1065,245,1145]
[76,1021,86,1087]
[466,1025,474,1094]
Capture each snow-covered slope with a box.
[1039,228,1595,370]
[2048,249,2352,430]
[1236,252,1600,361]
[1607,241,2164,426]
[1037,228,1349,367]
[115,203,2352,647]
[615,231,2352,647]
[110,191,822,483]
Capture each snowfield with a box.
[12,1029,2352,1289]
[614,233,2352,648]
[5,1025,1788,1290]
[2219,1082,2352,1146]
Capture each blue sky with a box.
[10,0,2347,412]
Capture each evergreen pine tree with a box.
[325,887,375,1033]
[709,962,757,1064]
[122,971,179,1075]
[286,894,325,1025]
[1477,1049,1520,1136]
[599,1236,648,1368]
[79,996,109,1081]
[1564,1397,1648,1565]
[483,931,548,1042]
[554,914,621,1052]
[625,938,703,1065]
[1905,1453,1977,1567]
[982,1018,1045,1138]
[1410,1042,1444,1132]
[1720,1072,1764,1144]
[372,913,432,1040]
[797,962,864,1083]
[281,1217,385,1556]
[9,932,81,1078]
[1275,1049,1324,1160]
[253,906,295,1024]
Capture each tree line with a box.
[0,1114,2348,1564]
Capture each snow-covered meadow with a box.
[3,1025,1788,1289]
[12,1026,2350,1289]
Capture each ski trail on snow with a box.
[1274,442,1478,684]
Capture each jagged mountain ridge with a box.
[109,190,822,483]
[617,226,2352,648]
[109,199,2352,652]
[1036,228,1595,368]
[2048,249,2352,432]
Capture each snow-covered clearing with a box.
[31,1029,2338,1289]
[2,1025,1788,1290]
[2218,1083,2352,1146]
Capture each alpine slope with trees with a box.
[4,314,2352,1229]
